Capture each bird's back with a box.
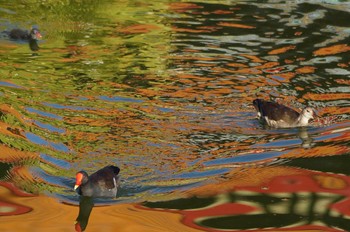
[253,99,300,126]
[81,165,120,197]
[9,29,29,40]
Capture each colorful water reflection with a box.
[142,155,350,231]
[0,0,349,231]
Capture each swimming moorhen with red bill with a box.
[8,28,42,51]
[253,99,317,128]
[74,165,120,198]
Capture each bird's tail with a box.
[110,166,120,175]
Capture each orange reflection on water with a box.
[0,182,33,217]
[0,191,202,232]
[217,22,255,29]
[139,164,350,232]
[313,44,350,56]
[0,145,37,162]
[268,45,296,55]
[168,2,203,12]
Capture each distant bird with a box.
[8,28,42,51]
[253,99,316,128]
[74,165,120,198]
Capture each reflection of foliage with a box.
[0,0,172,198]
[1,111,23,128]
[0,162,12,180]
[0,0,348,204]
[2,0,171,88]
[1,1,101,28]
[0,134,33,152]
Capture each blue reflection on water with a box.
[26,107,63,120]
[0,81,23,89]
[157,106,175,113]
[33,120,65,133]
[253,138,301,148]
[314,132,342,141]
[204,151,283,166]
[31,167,70,188]
[173,168,230,179]
[43,102,87,111]
[51,142,70,153]
[40,153,71,169]
[25,132,69,153]
[99,95,144,103]
[271,75,286,81]
[26,132,49,146]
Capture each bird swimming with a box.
[253,99,317,128]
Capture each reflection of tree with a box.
[2,1,101,30]
[0,0,348,207]
[141,167,350,231]
[0,0,172,199]
[198,192,346,230]
[0,181,33,216]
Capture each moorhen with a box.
[74,165,120,198]
[253,99,317,128]
[8,27,42,51]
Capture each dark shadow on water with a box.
[287,153,350,175]
[0,162,12,180]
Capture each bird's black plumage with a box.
[8,28,42,51]
[75,165,120,198]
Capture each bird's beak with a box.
[35,32,42,40]
[74,184,79,190]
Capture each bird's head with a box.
[301,107,317,122]
[30,28,42,40]
[74,171,88,190]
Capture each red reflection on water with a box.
[138,166,350,232]
[0,181,33,216]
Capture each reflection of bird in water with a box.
[253,99,317,128]
[74,165,120,198]
[7,27,42,51]
[298,127,315,148]
[75,196,94,232]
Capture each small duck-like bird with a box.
[74,165,120,198]
[8,27,42,51]
[253,99,317,128]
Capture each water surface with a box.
[0,0,349,231]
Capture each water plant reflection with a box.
[141,155,350,231]
[0,0,349,230]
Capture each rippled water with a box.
[0,0,349,231]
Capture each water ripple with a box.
[25,132,69,153]
[26,107,63,120]
[0,0,348,210]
